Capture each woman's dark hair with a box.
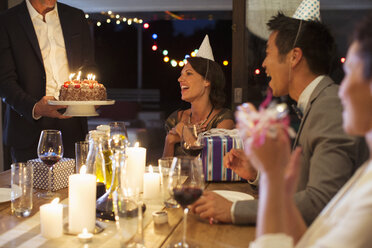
[266,12,335,75]
[353,15,372,80]
[187,57,226,108]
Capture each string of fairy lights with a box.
[85,11,230,68]
[85,11,347,71]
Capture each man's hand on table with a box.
[190,191,233,223]
[34,96,71,119]
[223,149,257,181]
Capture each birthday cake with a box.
[59,79,107,101]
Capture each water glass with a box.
[158,157,179,208]
[75,141,89,173]
[113,187,144,248]
[11,163,33,217]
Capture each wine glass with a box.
[181,124,204,157]
[168,156,205,247]
[37,130,63,199]
[109,121,129,148]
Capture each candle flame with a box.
[149,165,153,173]
[69,73,75,81]
[87,74,92,80]
[77,71,81,81]
[51,197,60,204]
[92,75,96,81]
[80,165,87,174]
[135,142,139,147]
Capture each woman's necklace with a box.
[189,106,214,126]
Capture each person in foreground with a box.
[0,0,95,163]
[191,4,368,225]
[249,14,372,248]
[163,35,235,157]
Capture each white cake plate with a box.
[48,100,115,117]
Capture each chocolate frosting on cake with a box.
[59,80,107,101]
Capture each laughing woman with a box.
[163,36,235,157]
[248,15,372,248]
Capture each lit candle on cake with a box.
[69,73,75,82]
[125,142,146,192]
[69,165,96,233]
[143,165,160,199]
[76,70,81,81]
[40,198,63,239]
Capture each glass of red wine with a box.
[181,124,204,157]
[37,130,63,199]
[168,156,204,248]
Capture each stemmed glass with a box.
[109,121,129,147]
[168,156,204,247]
[181,124,204,157]
[37,130,63,199]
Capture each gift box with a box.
[27,158,75,191]
[201,132,244,182]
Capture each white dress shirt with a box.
[249,159,372,248]
[297,75,325,113]
[26,0,69,99]
[231,76,325,223]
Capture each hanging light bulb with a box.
[171,60,177,67]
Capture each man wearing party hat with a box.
[191,0,368,227]
[163,35,234,157]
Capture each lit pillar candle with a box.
[40,198,63,239]
[143,165,160,199]
[69,166,96,233]
[126,142,146,192]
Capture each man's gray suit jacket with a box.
[233,76,369,225]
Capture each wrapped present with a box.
[27,158,75,191]
[201,129,244,182]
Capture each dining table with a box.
[0,169,257,248]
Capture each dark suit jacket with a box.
[0,1,96,160]
[233,76,369,225]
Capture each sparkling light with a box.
[116,14,120,19]
[143,23,149,29]
[122,17,127,22]
[185,55,190,59]
[223,60,229,66]
[116,20,120,25]
[152,45,158,51]
[179,61,184,67]
[108,11,112,15]
[164,57,170,62]
[191,51,196,57]
[106,19,111,23]
[152,34,158,40]
[341,57,346,63]
[85,14,89,19]
[162,50,168,56]
[139,19,143,23]
[171,60,178,67]
[97,22,101,27]
[128,19,132,25]
[255,69,260,75]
